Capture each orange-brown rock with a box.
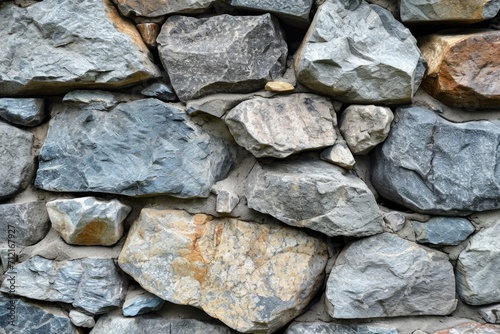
[136,23,161,47]
[419,30,500,109]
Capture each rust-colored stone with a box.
[74,220,108,245]
[136,23,161,47]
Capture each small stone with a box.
[62,90,121,110]
[69,310,95,328]
[216,190,239,214]
[136,22,160,47]
[111,0,217,17]
[0,98,45,126]
[0,248,11,272]
[413,217,475,246]
[264,81,295,93]
[478,304,500,324]
[230,0,313,26]
[320,142,356,170]
[122,288,165,317]
[384,211,406,232]
[434,322,500,334]
[0,201,51,246]
[140,82,178,102]
[286,322,398,334]
[401,0,500,23]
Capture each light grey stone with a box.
[157,14,287,102]
[372,106,500,215]
[35,98,234,198]
[384,211,406,232]
[413,217,475,246]
[140,82,178,102]
[326,233,457,318]
[62,90,121,111]
[0,201,50,246]
[431,323,500,333]
[230,0,313,26]
[122,288,165,317]
[111,0,216,17]
[478,304,500,324]
[320,142,356,170]
[295,0,425,104]
[0,248,11,272]
[286,322,398,334]
[225,94,336,158]
[246,159,384,237]
[69,310,95,328]
[401,0,500,23]
[46,197,132,246]
[0,98,45,126]
[216,190,240,214]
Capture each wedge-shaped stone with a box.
[401,0,500,23]
[112,0,216,17]
[118,209,328,333]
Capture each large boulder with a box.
[295,0,425,104]
[157,14,287,102]
[0,201,50,246]
[111,0,217,17]
[401,0,500,23]
[0,98,45,126]
[230,0,313,26]
[118,209,328,333]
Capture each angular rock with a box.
[286,322,397,334]
[46,197,132,246]
[62,90,121,110]
[118,209,328,333]
[35,98,234,198]
[216,190,240,214]
[326,233,457,318]
[246,159,383,237]
[340,105,394,155]
[478,304,500,324]
[265,81,295,93]
[69,310,95,328]
[320,142,356,170]
[401,0,500,23]
[0,98,45,126]
[186,92,273,118]
[383,211,406,232]
[225,94,336,158]
[0,122,34,200]
[140,82,178,102]
[122,288,165,317]
[456,222,500,305]
[136,23,160,48]
[0,201,50,246]
[230,0,313,26]
[434,322,500,334]
[413,217,475,246]
[371,106,500,215]
[419,31,500,109]
[158,14,287,102]
[295,0,425,104]
[0,0,160,96]
[112,0,216,17]
[0,256,128,314]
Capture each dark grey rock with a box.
[140,82,178,102]
[413,217,475,246]
[0,201,50,246]
[230,0,313,26]
[286,322,397,334]
[371,106,500,215]
[0,122,34,200]
[157,14,287,102]
[246,159,384,237]
[326,233,457,318]
[0,98,45,126]
[35,98,234,198]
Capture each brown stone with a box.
[136,23,161,47]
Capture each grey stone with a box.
[62,90,121,111]
[0,201,50,247]
[157,14,287,102]
[111,0,217,17]
[0,98,45,126]
[122,288,165,317]
[432,323,500,334]
[413,217,475,246]
[456,222,500,305]
[46,197,132,246]
[0,248,11,272]
[295,0,424,104]
[478,304,500,324]
[384,211,406,232]
[69,310,95,328]
[225,94,336,158]
[35,98,234,198]
[140,82,178,102]
[0,122,34,200]
[286,322,398,334]
[0,0,160,96]
[326,233,457,318]
[371,106,500,215]
[216,190,239,214]
[367,0,400,19]
[320,142,356,170]
[246,159,384,237]
[0,256,128,314]
[401,0,500,23]
[230,0,313,26]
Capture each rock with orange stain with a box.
[46,197,131,246]
[434,322,500,334]
[419,30,500,109]
[401,0,500,23]
[118,209,328,333]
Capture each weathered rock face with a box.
[118,209,328,333]
[112,0,216,17]
[0,256,128,314]
[225,94,336,158]
[46,197,132,246]
[456,221,500,305]
[35,98,234,198]
[434,322,500,334]
[246,159,383,237]
[0,122,34,200]
[157,14,287,102]
[326,233,457,318]
[401,0,500,23]
[413,217,475,246]
[371,106,500,215]
[419,31,500,109]
[0,0,160,96]
[286,322,398,334]
[0,201,50,246]
[230,0,313,26]
[0,98,45,126]
[295,0,425,104]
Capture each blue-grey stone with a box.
[0,201,50,246]
[286,322,398,334]
[413,217,475,246]
[140,82,178,102]
[122,288,164,317]
[0,98,45,126]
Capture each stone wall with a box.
[0,0,500,333]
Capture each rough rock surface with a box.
[230,0,313,26]
[46,197,132,246]
[401,0,500,23]
[295,0,425,104]
[215,190,239,214]
[246,159,383,237]
[35,98,234,198]
[0,201,50,246]
[225,94,336,158]
[0,98,45,126]
[0,256,128,314]
[118,209,328,333]
[112,0,216,17]
[371,106,500,215]
[326,233,457,318]
[0,0,160,96]
[419,31,500,109]
[413,217,475,246]
[286,322,397,334]
[0,122,34,200]
[456,222,500,305]
[157,14,287,102]
[122,288,165,317]
[434,322,500,334]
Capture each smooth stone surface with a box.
[295,0,424,104]
[371,106,500,215]
[69,310,95,328]
[225,94,336,158]
[246,159,384,237]
[140,82,178,102]
[215,190,239,214]
[401,0,500,23]
[118,209,328,333]
[112,0,216,17]
[0,0,160,96]
[286,322,398,334]
[122,288,164,317]
[265,81,295,93]
[0,256,128,314]
[413,217,475,246]
[0,98,45,126]
[158,14,287,102]
[0,201,50,246]
[46,197,132,246]
[320,142,356,170]
[326,233,457,318]
[230,0,313,26]
[434,322,500,334]
[35,98,234,198]
[136,22,160,47]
